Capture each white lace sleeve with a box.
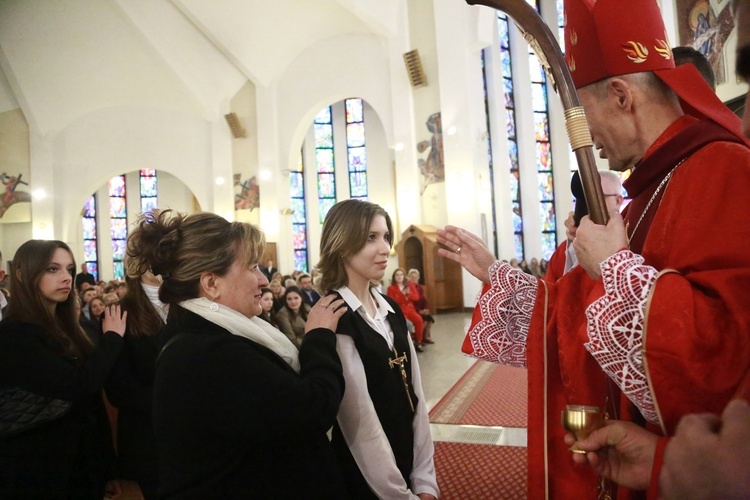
[584,250,659,425]
[465,261,538,367]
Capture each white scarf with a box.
[179,297,300,373]
[141,282,169,322]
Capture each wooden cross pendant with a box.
[389,347,415,412]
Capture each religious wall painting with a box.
[0,172,31,220]
[676,0,735,84]
[234,174,259,211]
[416,112,445,195]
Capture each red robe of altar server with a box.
[462,0,750,498]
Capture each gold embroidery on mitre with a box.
[622,41,649,63]
[563,9,567,27]
[654,36,672,60]
[568,55,576,72]
[570,29,578,46]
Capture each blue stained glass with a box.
[140,176,157,197]
[84,240,97,262]
[540,201,556,231]
[291,198,307,223]
[112,239,127,260]
[84,196,96,217]
[293,250,308,273]
[512,202,523,232]
[514,234,524,261]
[316,149,334,173]
[110,198,126,218]
[531,84,548,112]
[314,124,333,149]
[140,168,156,177]
[346,123,366,148]
[290,172,305,198]
[557,0,565,49]
[87,263,98,281]
[83,218,97,239]
[529,53,544,82]
[318,173,335,197]
[348,147,367,171]
[498,17,509,47]
[534,112,549,141]
[507,140,519,170]
[113,262,125,280]
[537,141,551,170]
[292,224,308,249]
[350,172,368,198]
[109,176,126,197]
[141,197,157,214]
[314,106,331,124]
[318,198,336,223]
[503,78,514,107]
[110,219,128,239]
[506,109,516,138]
[542,232,557,260]
[538,172,554,201]
[346,99,364,123]
[509,171,520,201]
[500,49,512,79]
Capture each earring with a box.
[209,302,219,312]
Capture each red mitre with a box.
[564,0,748,144]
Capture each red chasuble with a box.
[463,118,750,499]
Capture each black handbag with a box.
[0,387,71,438]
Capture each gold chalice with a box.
[561,405,604,454]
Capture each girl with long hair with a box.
[0,240,126,498]
[318,199,438,499]
[275,285,311,348]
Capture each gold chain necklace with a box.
[626,158,686,245]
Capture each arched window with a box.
[345,98,368,200]
[315,106,336,223]
[140,169,158,213]
[81,195,99,280]
[109,175,127,280]
[290,152,309,272]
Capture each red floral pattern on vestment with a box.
[585,250,659,425]
[466,261,538,367]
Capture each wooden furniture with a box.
[394,225,463,311]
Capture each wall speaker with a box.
[224,112,246,138]
[403,49,428,88]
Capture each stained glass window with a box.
[290,152,308,272]
[346,98,368,200]
[109,175,127,280]
[530,0,557,260]
[499,12,524,260]
[140,169,158,214]
[481,51,500,257]
[315,106,336,222]
[81,195,99,280]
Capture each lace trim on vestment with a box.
[466,261,538,367]
[584,250,659,425]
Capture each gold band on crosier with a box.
[564,106,593,151]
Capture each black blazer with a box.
[153,306,347,499]
[0,319,123,499]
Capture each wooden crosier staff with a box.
[466,0,609,225]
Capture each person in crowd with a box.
[131,209,347,498]
[284,277,297,289]
[275,285,311,348]
[104,259,168,499]
[270,271,284,285]
[268,279,285,313]
[529,258,542,278]
[561,1,750,497]
[116,281,128,300]
[407,268,435,344]
[80,287,98,320]
[437,0,750,497]
[0,239,126,498]
[257,287,276,326]
[259,259,277,281]
[318,199,438,499]
[75,262,96,293]
[387,268,425,352]
[298,272,321,306]
[102,292,119,306]
[80,295,106,342]
[673,45,716,91]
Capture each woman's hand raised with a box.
[305,295,347,334]
[102,304,127,337]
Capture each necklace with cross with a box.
[388,347,415,412]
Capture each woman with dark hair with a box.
[80,295,106,343]
[275,285,311,348]
[104,257,168,498]
[257,287,276,326]
[318,199,438,499]
[387,268,425,352]
[129,209,348,498]
[0,239,127,498]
